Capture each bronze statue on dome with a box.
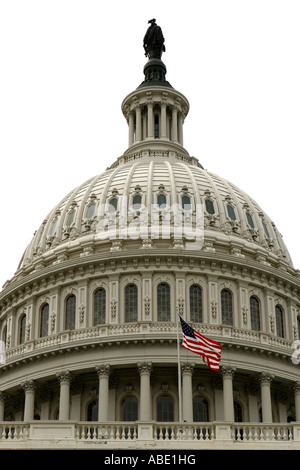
[143,19,166,60]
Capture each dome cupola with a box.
[121,19,189,157]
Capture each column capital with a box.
[96,364,111,378]
[220,365,236,379]
[56,370,72,385]
[137,362,153,375]
[21,379,37,393]
[181,362,195,375]
[258,371,274,386]
[293,381,300,394]
[0,391,8,402]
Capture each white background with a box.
[0,0,299,289]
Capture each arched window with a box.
[221,289,233,325]
[2,325,7,347]
[108,197,118,213]
[234,401,243,422]
[182,195,191,210]
[40,303,49,337]
[65,294,76,330]
[275,305,284,338]
[121,396,138,421]
[19,314,26,344]
[250,296,261,331]
[190,285,203,323]
[132,194,142,210]
[193,397,209,421]
[94,288,106,325]
[157,283,170,322]
[87,400,98,421]
[262,221,270,238]
[86,203,96,219]
[66,209,75,226]
[205,199,215,215]
[227,204,236,221]
[246,212,255,229]
[49,218,58,236]
[157,396,174,422]
[125,284,138,323]
[157,194,167,209]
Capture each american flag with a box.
[179,316,222,371]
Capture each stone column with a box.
[178,113,183,145]
[0,392,7,421]
[294,381,300,421]
[161,103,167,139]
[96,365,111,422]
[135,106,142,142]
[128,111,135,146]
[221,366,236,422]
[56,371,72,420]
[171,106,178,142]
[147,102,154,139]
[181,362,195,422]
[138,362,152,421]
[22,380,36,421]
[259,372,274,423]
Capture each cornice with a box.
[0,249,299,312]
[0,328,297,387]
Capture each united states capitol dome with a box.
[15,62,293,279]
[16,148,293,277]
[1,20,300,451]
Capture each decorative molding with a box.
[95,365,111,378]
[110,299,117,318]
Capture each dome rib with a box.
[15,157,294,274]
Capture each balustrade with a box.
[0,421,299,448]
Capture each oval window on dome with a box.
[246,212,255,229]
[86,203,96,219]
[49,218,58,236]
[108,197,118,213]
[157,194,167,209]
[205,199,215,215]
[227,204,236,221]
[182,195,191,210]
[66,209,75,226]
[132,194,142,210]
[262,221,270,238]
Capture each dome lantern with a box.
[121,20,190,156]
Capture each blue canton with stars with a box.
[180,317,196,338]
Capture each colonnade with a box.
[0,365,299,423]
[127,99,185,147]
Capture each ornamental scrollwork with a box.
[110,299,117,318]
[211,300,217,319]
[79,304,85,323]
[242,305,248,324]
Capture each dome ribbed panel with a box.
[18,159,293,269]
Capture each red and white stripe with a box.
[182,329,222,371]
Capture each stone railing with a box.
[231,423,294,442]
[0,421,299,449]
[3,321,292,363]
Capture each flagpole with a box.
[176,308,183,423]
